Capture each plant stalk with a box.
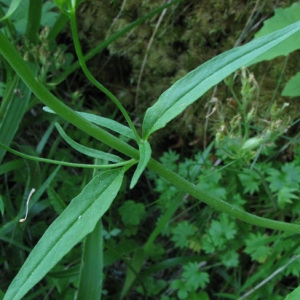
[0,31,300,233]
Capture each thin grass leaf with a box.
[44,107,135,140]
[0,165,61,243]
[142,21,300,140]
[120,248,146,300]
[77,220,103,300]
[0,0,22,21]
[144,192,183,254]
[4,168,124,300]
[55,123,123,163]
[130,140,151,189]
[47,186,67,214]
[0,159,25,176]
[0,76,32,163]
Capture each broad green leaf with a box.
[130,140,151,189]
[0,0,22,21]
[4,168,124,300]
[282,72,300,97]
[142,21,300,139]
[285,286,300,300]
[249,3,300,65]
[44,107,135,140]
[55,123,123,162]
[182,262,210,290]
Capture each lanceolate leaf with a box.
[44,107,135,140]
[142,21,300,140]
[130,140,151,189]
[55,123,123,163]
[79,111,135,140]
[4,168,124,300]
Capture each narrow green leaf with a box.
[142,21,300,140]
[120,248,145,299]
[0,159,25,176]
[0,0,22,21]
[144,192,182,254]
[55,123,123,163]
[0,76,32,163]
[44,107,135,140]
[77,220,103,300]
[47,186,67,214]
[0,195,4,216]
[130,140,151,189]
[4,168,124,300]
[78,111,136,140]
[0,142,136,169]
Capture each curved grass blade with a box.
[4,168,124,300]
[55,123,123,163]
[0,76,33,164]
[44,107,135,140]
[0,0,22,21]
[142,21,300,140]
[130,140,151,189]
[77,220,103,300]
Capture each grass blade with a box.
[0,76,32,163]
[77,220,103,300]
[0,0,22,21]
[55,123,123,163]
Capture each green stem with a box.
[0,143,136,169]
[68,9,141,143]
[52,0,180,85]
[0,31,300,233]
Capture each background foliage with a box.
[1,0,300,300]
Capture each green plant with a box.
[1,0,300,299]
